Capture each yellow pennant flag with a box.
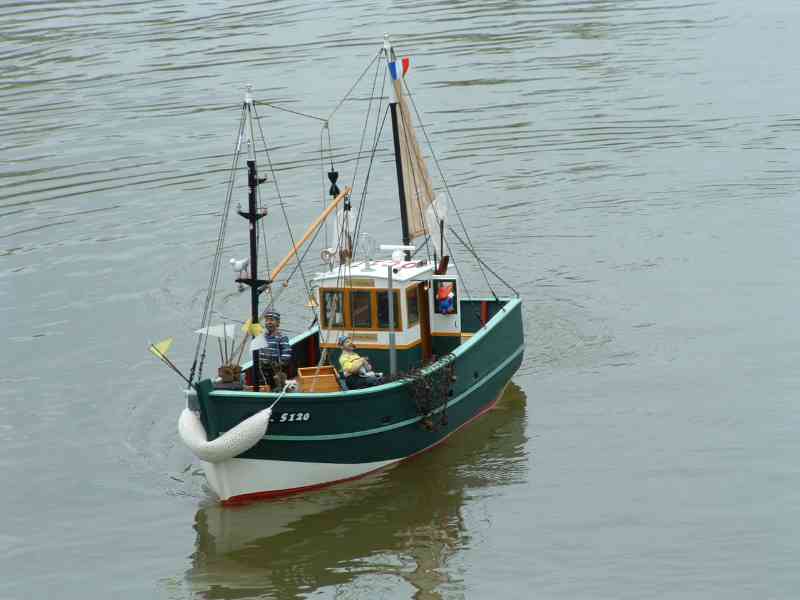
[149,337,173,360]
[241,319,263,337]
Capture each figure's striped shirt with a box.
[259,333,292,365]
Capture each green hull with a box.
[195,298,523,467]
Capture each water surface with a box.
[2,0,799,598]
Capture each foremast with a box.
[236,87,271,387]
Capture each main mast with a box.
[384,35,413,259]
[236,87,270,387]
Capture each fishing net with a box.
[390,354,456,432]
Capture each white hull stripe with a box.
[203,457,396,500]
[263,344,524,442]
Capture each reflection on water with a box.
[187,383,527,599]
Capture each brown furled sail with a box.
[391,75,436,241]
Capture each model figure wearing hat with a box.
[337,335,382,389]
[259,309,292,389]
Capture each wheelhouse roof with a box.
[313,259,436,286]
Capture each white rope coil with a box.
[178,407,271,463]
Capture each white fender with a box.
[178,407,271,463]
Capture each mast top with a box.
[383,34,398,63]
[244,84,254,106]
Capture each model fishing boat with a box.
[155,36,524,503]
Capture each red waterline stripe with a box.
[221,390,503,506]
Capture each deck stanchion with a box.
[388,264,397,376]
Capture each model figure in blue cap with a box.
[259,309,292,389]
[337,335,382,389]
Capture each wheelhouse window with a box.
[319,286,403,331]
[321,290,344,328]
[376,290,402,331]
[350,290,373,329]
[406,284,419,327]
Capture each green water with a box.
[1,1,799,598]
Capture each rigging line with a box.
[326,123,334,172]
[190,105,247,383]
[447,226,518,297]
[320,127,327,249]
[313,214,353,355]
[280,177,347,291]
[442,230,475,310]
[349,48,384,207]
[361,55,388,181]
[254,101,327,123]
[252,103,319,323]
[281,215,327,289]
[351,104,391,257]
[196,137,243,380]
[411,236,429,258]
[252,107,276,311]
[373,60,389,149]
[326,49,382,123]
[351,65,389,255]
[401,77,498,297]
[354,111,389,250]
[259,182,275,310]
[333,204,351,294]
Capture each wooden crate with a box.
[297,365,341,393]
[218,365,241,383]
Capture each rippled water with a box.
[2,1,799,598]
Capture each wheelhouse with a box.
[312,258,464,374]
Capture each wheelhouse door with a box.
[418,283,432,362]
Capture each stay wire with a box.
[402,77,501,298]
[190,105,247,384]
[320,127,328,249]
[255,101,327,123]
[349,48,384,218]
[447,226,519,297]
[280,208,329,288]
[353,60,389,245]
[326,125,334,172]
[251,102,319,324]
[351,104,390,256]
[326,49,382,123]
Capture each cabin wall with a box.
[460,298,510,334]
[431,334,460,356]
[289,328,320,371]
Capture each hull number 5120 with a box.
[280,412,310,422]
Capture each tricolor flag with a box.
[389,57,410,81]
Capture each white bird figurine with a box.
[230,257,249,272]
[230,257,249,292]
